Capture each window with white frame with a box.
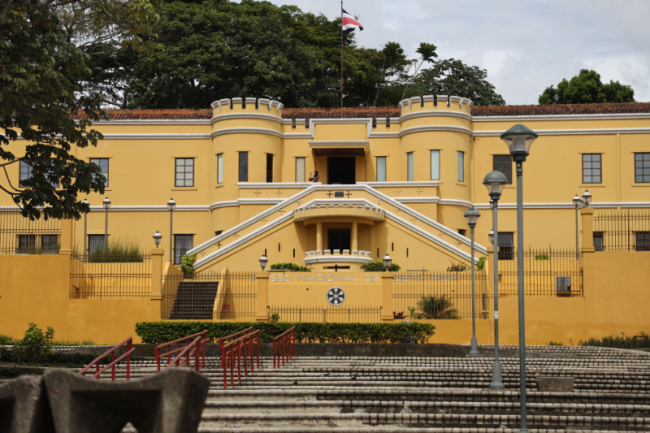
[174,234,194,264]
[90,158,110,187]
[430,150,440,180]
[582,154,602,184]
[217,154,223,184]
[457,151,465,182]
[407,152,414,181]
[376,156,386,182]
[175,158,194,187]
[295,157,305,182]
[19,160,32,187]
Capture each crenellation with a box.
[245,97,257,108]
[437,95,449,108]
[211,97,282,116]
[450,96,462,109]
[259,98,270,111]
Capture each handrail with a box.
[165,336,202,372]
[272,327,296,369]
[79,336,135,381]
[221,330,260,389]
[155,330,208,372]
[218,327,253,352]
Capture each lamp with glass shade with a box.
[259,255,268,272]
[383,254,392,269]
[463,207,481,356]
[153,231,162,248]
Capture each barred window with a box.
[636,232,650,252]
[493,155,512,184]
[593,231,604,252]
[42,235,59,253]
[175,158,194,187]
[17,235,36,253]
[90,158,110,187]
[582,154,602,184]
[88,235,105,254]
[19,160,33,187]
[174,234,194,264]
[635,153,650,183]
[498,232,514,260]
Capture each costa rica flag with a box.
[342,9,363,34]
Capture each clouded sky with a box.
[234,0,650,105]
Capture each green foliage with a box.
[418,296,459,319]
[0,0,108,220]
[270,313,280,323]
[12,323,55,365]
[535,254,550,261]
[539,69,635,105]
[136,322,435,344]
[0,334,18,345]
[360,261,401,272]
[407,306,424,320]
[408,58,505,106]
[51,339,96,346]
[475,256,487,271]
[447,262,468,272]
[580,332,650,349]
[180,254,197,278]
[0,367,44,379]
[270,262,311,272]
[88,238,144,262]
[548,341,564,346]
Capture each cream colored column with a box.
[256,272,269,322]
[351,222,358,251]
[150,249,164,300]
[316,222,323,251]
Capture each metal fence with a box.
[69,254,152,299]
[393,271,489,320]
[594,210,650,252]
[268,305,382,323]
[497,248,582,297]
[162,271,257,321]
[0,208,61,254]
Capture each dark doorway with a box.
[327,157,355,184]
[328,229,351,252]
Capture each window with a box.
[17,235,36,253]
[457,151,465,182]
[88,235,105,254]
[295,157,305,182]
[407,152,414,181]
[593,232,604,252]
[266,154,273,183]
[430,150,440,180]
[636,232,650,252]
[458,229,467,237]
[238,152,248,182]
[215,230,223,236]
[174,235,194,264]
[376,156,386,182]
[497,232,514,260]
[90,158,110,187]
[635,153,650,183]
[217,154,223,184]
[493,155,512,184]
[19,160,33,186]
[175,158,194,187]
[42,235,59,253]
[582,154,602,184]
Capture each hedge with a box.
[136,322,435,344]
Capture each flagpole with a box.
[340,0,343,118]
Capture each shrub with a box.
[360,261,401,272]
[475,256,487,271]
[535,254,550,261]
[418,296,459,319]
[270,313,280,322]
[580,332,650,349]
[0,334,17,346]
[447,262,468,272]
[12,323,55,365]
[180,254,197,278]
[88,238,145,263]
[136,322,435,344]
[548,341,564,346]
[407,306,424,320]
[270,262,311,272]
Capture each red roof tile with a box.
[73,103,650,120]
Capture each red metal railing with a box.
[164,335,202,372]
[218,327,253,355]
[272,326,296,369]
[220,330,260,389]
[155,330,208,372]
[79,337,135,381]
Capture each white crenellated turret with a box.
[210,97,284,116]
[397,95,473,114]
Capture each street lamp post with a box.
[483,171,508,389]
[573,191,592,259]
[168,198,176,263]
[102,197,111,254]
[153,231,162,248]
[501,124,539,433]
[259,254,268,272]
[383,253,392,269]
[83,199,89,258]
[463,207,481,356]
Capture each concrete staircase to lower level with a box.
[169,281,220,320]
[108,345,650,432]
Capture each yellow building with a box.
[1,96,649,344]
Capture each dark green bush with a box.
[447,262,468,272]
[418,296,459,319]
[580,332,650,349]
[12,323,54,365]
[0,334,18,345]
[136,322,435,344]
[475,256,487,271]
[360,261,401,272]
[270,262,311,272]
[180,254,197,278]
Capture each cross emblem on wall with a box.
[345,191,352,198]
[326,191,334,198]
[415,187,424,196]
[253,189,262,197]
[275,189,283,197]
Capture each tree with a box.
[408,58,505,106]
[1,0,107,220]
[539,69,635,105]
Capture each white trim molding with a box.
[303,255,373,265]
[99,134,211,140]
[473,127,650,137]
[210,127,282,138]
[400,125,473,137]
[238,182,318,189]
[358,181,439,188]
[211,112,282,124]
[89,205,209,212]
[472,113,650,122]
[400,110,472,122]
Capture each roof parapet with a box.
[398,95,473,115]
[211,97,284,117]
